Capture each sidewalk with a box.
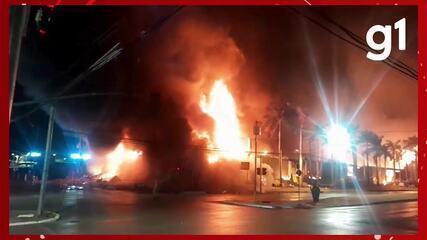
[9,210,60,226]
[218,190,418,209]
[268,185,417,193]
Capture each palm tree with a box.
[384,140,402,184]
[403,136,418,183]
[359,131,379,185]
[262,102,300,138]
[380,143,392,185]
[348,125,360,180]
[403,136,418,150]
[262,102,300,183]
[313,124,327,178]
[362,132,388,186]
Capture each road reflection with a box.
[10,190,418,235]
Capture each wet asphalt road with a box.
[9,189,417,235]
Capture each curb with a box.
[218,198,417,210]
[221,201,280,209]
[222,201,315,209]
[324,198,418,208]
[9,211,60,227]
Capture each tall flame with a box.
[199,80,248,163]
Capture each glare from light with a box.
[70,153,81,159]
[81,153,91,161]
[402,150,416,165]
[70,153,91,160]
[29,152,41,157]
[326,124,351,162]
[324,211,353,228]
[347,166,354,177]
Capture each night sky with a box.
[10,6,417,180]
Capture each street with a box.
[10,189,417,235]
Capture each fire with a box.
[385,169,394,185]
[401,149,416,166]
[94,142,143,180]
[199,80,248,163]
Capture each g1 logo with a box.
[366,18,406,61]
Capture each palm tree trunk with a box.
[375,157,380,186]
[415,152,418,185]
[366,142,370,185]
[384,157,387,184]
[405,163,409,182]
[393,158,396,184]
[398,160,401,182]
[366,154,371,185]
[352,145,357,179]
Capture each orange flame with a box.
[93,142,143,180]
[199,80,248,163]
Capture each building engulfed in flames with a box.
[87,78,417,189]
[89,79,252,180]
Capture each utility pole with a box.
[317,138,321,178]
[254,135,257,197]
[9,6,30,121]
[36,105,55,216]
[278,119,283,187]
[259,155,262,193]
[298,125,303,191]
[253,121,261,196]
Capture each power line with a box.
[311,9,418,77]
[13,92,126,107]
[11,7,184,123]
[10,44,123,123]
[287,7,417,81]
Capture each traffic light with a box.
[35,7,54,38]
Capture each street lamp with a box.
[325,124,351,186]
[325,124,351,162]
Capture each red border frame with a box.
[1,0,425,239]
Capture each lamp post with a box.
[9,6,30,122]
[36,105,55,216]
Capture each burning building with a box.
[12,7,417,192]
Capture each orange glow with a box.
[93,142,143,180]
[199,80,248,163]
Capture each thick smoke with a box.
[124,8,250,188]
[13,7,417,190]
